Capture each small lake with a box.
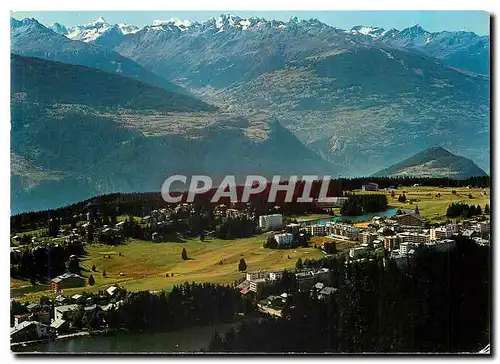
[299,208,414,226]
[13,321,243,353]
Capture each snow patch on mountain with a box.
[118,23,140,35]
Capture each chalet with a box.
[236,280,250,295]
[54,304,81,321]
[249,278,271,293]
[26,303,40,313]
[11,321,50,343]
[50,273,86,291]
[391,213,428,228]
[313,197,349,210]
[462,229,478,239]
[314,282,325,290]
[361,182,379,191]
[55,295,67,305]
[71,294,84,303]
[50,318,69,334]
[115,221,126,230]
[106,284,124,297]
[318,287,338,299]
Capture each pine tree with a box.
[296,258,304,271]
[238,258,247,272]
[415,204,420,215]
[87,224,94,243]
[485,204,490,214]
[102,269,107,278]
[181,248,188,260]
[88,275,95,286]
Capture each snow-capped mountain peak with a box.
[51,17,140,42]
[117,23,140,35]
[400,24,429,36]
[88,17,108,26]
[152,18,193,31]
[350,25,387,38]
[49,22,69,35]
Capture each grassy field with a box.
[13,234,324,302]
[378,186,490,223]
[309,236,359,255]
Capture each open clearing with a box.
[378,186,490,223]
[13,234,324,302]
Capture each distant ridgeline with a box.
[11,176,490,232]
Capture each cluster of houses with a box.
[346,216,490,267]
[241,268,337,317]
[236,267,332,297]
[214,204,254,220]
[257,280,339,318]
[11,285,125,343]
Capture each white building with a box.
[430,224,458,240]
[399,242,421,256]
[398,231,430,245]
[327,222,360,241]
[10,321,50,342]
[305,224,326,236]
[246,271,269,282]
[359,231,378,245]
[476,221,490,234]
[54,304,80,321]
[259,214,283,231]
[349,246,369,259]
[249,278,269,292]
[473,237,490,246]
[361,182,379,191]
[269,271,284,281]
[274,233,294,246]
[286,223,300,234]
[400,242,410,255]
[384,236,399,251]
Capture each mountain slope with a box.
[377,25,490,75]
[194,46,489,175]
[10,17,185,94]
[372,147,488,179]
[11,54,336,213]
[11,54,214,112]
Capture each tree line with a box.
[11,242,84,283]
[103,282,254,332]
[11,176,490,233]
[446,202,485,218]
[340,193,388,216]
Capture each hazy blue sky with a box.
[11,10,490,35]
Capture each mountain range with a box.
[372,146,488,179]
[11,17,186,94]
[46,15,490,76]
[11,54,335,213]
[10,14,490,212]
